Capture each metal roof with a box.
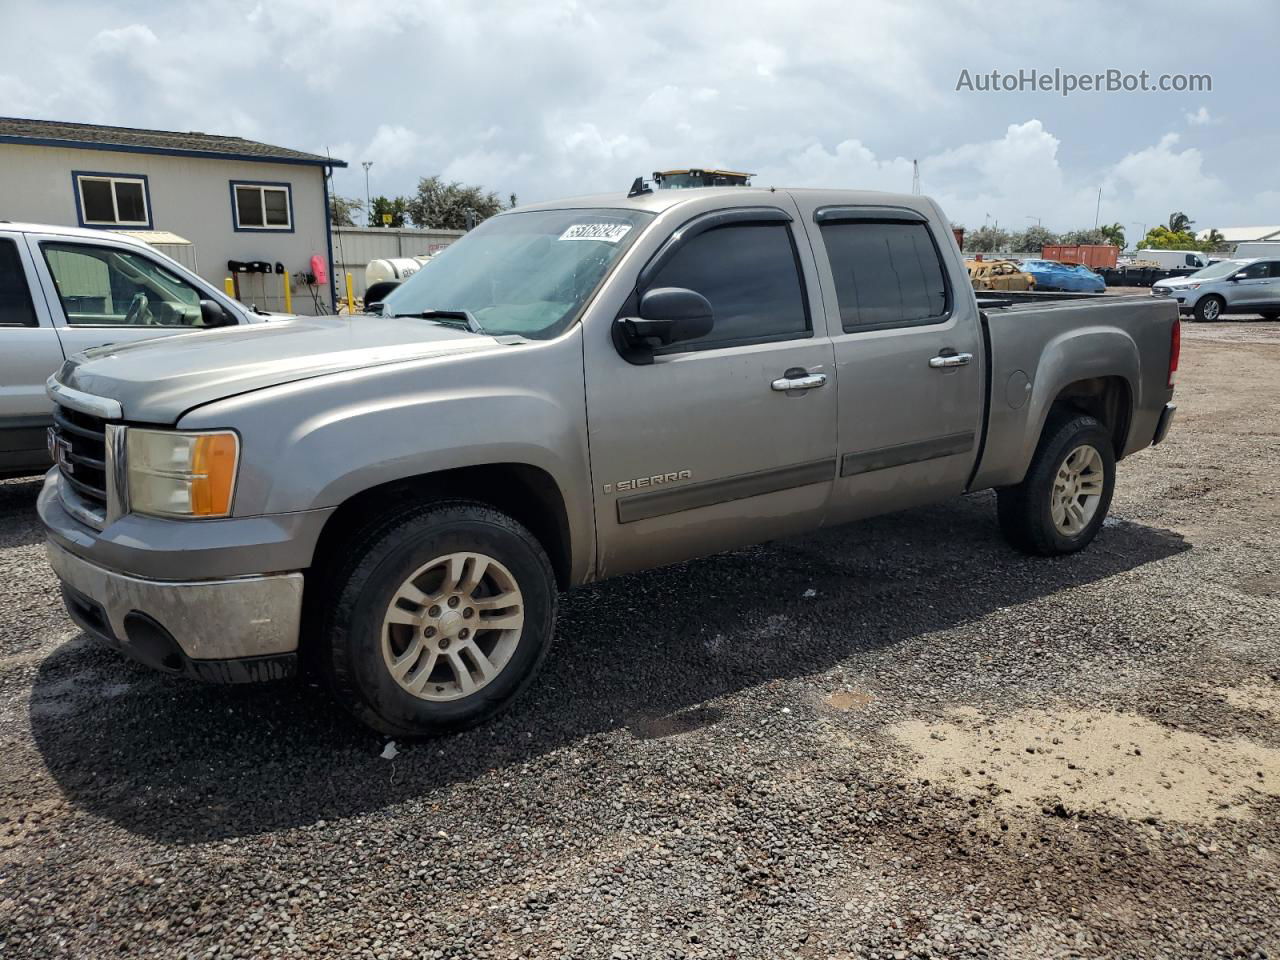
[1196,225,1280,243]
[0,117,346,168]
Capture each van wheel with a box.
[1193,295,1224,322]
[320,500,557,736]
[997,413,1116,556]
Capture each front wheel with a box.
[320,501,557,736]
[997,413,1116,556]
[1193,295,1225,322]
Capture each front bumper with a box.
[47,538,302,683]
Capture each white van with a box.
[1136,249,1211,270]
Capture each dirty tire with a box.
[320,500,556,737]
[1193,295,1224,322]
[997,413,1116,556]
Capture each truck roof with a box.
[513,186,933,216]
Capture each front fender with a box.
[179,332,593,579]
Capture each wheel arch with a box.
[308,462,575,593]
[1046,375,1133,461]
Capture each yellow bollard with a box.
[346,272,355,315]
[282,270,292,314]
[224,277,235,298]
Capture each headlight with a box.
[1186,283,1201,289]
[126,429,239,518]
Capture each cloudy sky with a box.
[4,0,1276,237]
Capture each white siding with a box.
[0,142,334,313]
[332,227,464,297]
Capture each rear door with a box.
[584,206,838,578]
[27,234,244,356]
[791,197,984,525]
[0,232,64,474]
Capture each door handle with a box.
[928,352,973,369]
[771,371,827,392]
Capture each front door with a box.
[791,198,984,525]
[1230,259,1278,311]
[27,235,236,357]
[583,208,837,578]
[0,233,65,474]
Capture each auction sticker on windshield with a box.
[558,223,633,243]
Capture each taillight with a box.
[1168,319,1181,388]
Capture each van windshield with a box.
[380,208,654,338]
[1189,259,1248,279]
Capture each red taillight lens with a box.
[1168,319,1181,388]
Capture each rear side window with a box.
[644,222,809,350]
[0,239,38,327]
[820,221,950,331]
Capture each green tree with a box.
[1008,225,1060,254]
[329,195,362,227]
[1167,211,1194,234]
[405,176,505,230]
[1097,222,1126,249]
[1199,228,1227,253]
[965,225,1013,253]
[367,195,410,228]
[1142,225,1199,249]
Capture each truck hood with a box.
[57,315,503,423]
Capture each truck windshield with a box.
[380,208,654,338]
[1189,259,1248,280]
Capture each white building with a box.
[0,117,346,313]
[1196,225,1280,247]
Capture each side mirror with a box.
[199,299,236,327]
[614,287,713,362]
[1226,274,1241,282]
[363,279,402,312]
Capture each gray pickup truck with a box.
[38,186,1179,736]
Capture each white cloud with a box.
[1,0,1273,235]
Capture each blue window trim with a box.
[229,180,296,234]
[70,170,153,229]
[0,133,346,168]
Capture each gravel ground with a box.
[2,319,1279,959]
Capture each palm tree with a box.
[1202,228,1226,253]
[1168,211,1194,234]
[1098,222,1126,249]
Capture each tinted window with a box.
[821,221,949,330]
[644,222,809,350]
[1240,261,1270,279]
[42,242,206,327]
[0,239,38,327]
[1269,262,1280,279]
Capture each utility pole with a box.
[1132,222,1147,246]
[362,161,373,226]
[911,159,920,195]
[1025,215,1041,227]
[1094,187,1102,229]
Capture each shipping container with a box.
[1040,244,1118,269]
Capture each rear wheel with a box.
[1260,310,1280,321]
[997,413,1116,556]
[1193,295,1225,322]
[320,501,557,736]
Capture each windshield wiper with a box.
[392,309,485,335]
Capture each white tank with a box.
[364,256,432,289]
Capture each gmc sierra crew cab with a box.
[38,186,1180,736]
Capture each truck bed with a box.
[970,292,1178,491]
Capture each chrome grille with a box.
[51,405,109,506]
